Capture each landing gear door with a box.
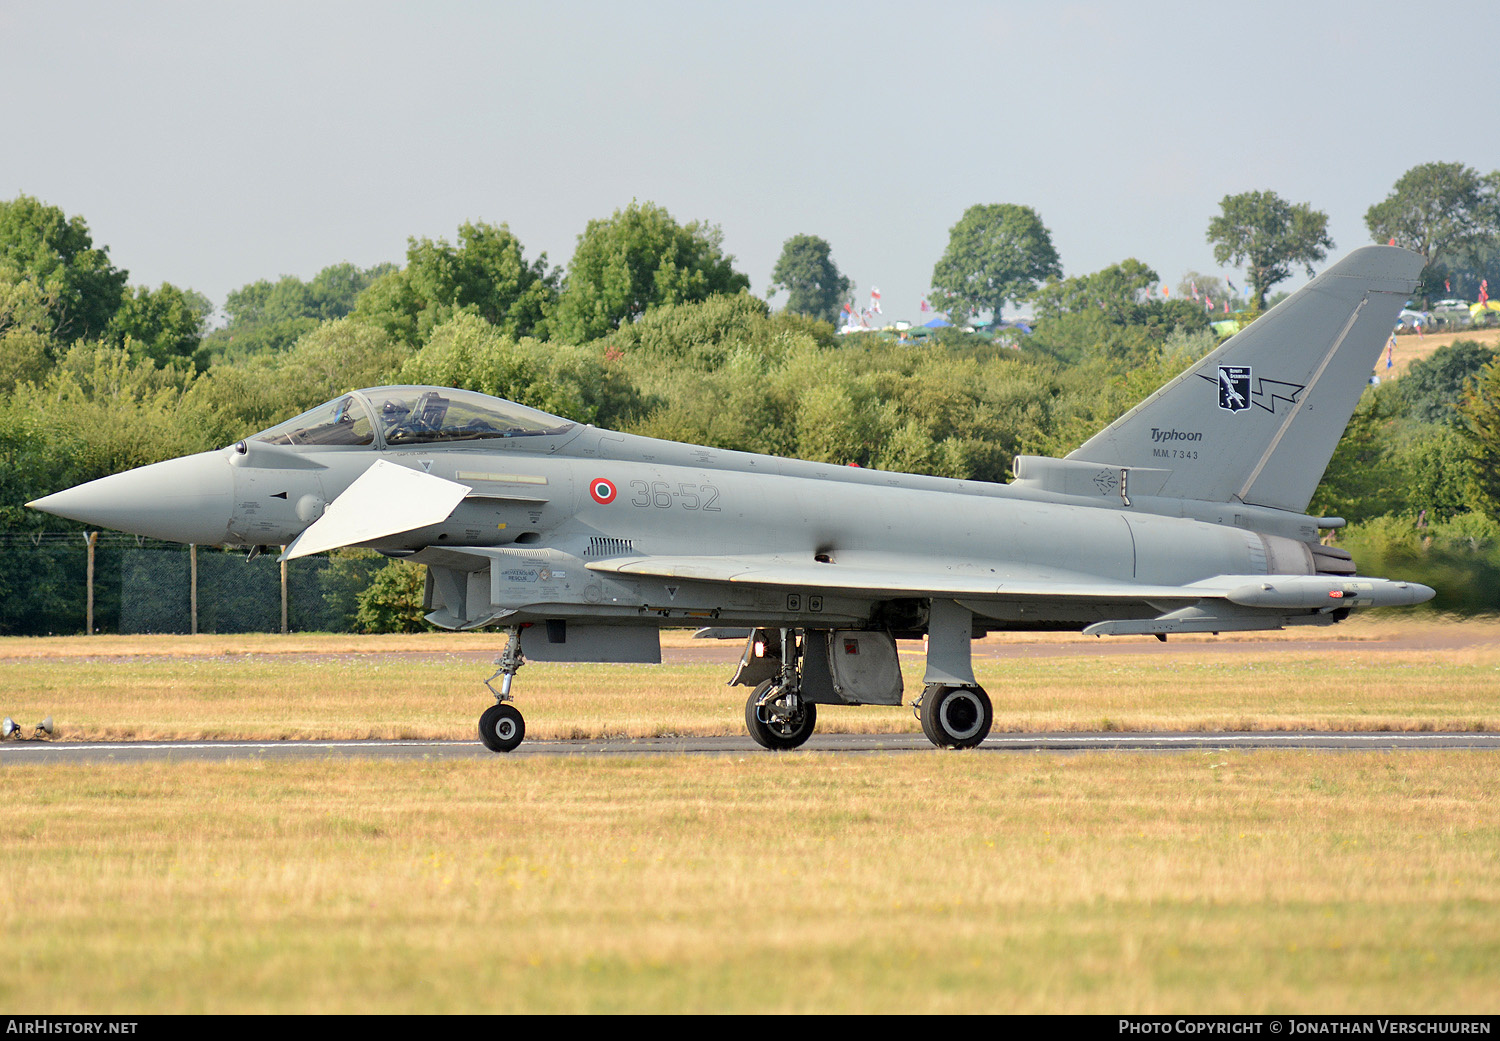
[729,628,781,688]
[826,629,903,706]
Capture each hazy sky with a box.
[3,1,1495,324]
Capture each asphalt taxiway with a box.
[4,730,1499,765]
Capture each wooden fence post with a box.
[190,543,198,636]
[85,531,97,635]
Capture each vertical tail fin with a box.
[1065,245,1424,513]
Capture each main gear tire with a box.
[919,684,992,749]
[744,680,817,750]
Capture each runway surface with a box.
[5,730,1500,764]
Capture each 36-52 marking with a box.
[628,480,721,511]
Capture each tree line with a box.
[4,160,1500,633]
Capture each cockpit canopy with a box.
[250,386,575,448]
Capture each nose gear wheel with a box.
[479,702,525,752]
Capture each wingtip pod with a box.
[1224,576,1436,610]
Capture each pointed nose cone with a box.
[27,450,234,544]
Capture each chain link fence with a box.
[0,534,389,636]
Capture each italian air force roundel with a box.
[589,478,617,504]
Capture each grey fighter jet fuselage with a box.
[29,246,1436,751]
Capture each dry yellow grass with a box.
[1,752,1495,1014]
[1383,325,1500,377]
[0,629,511,659]
[1,612,1492,659]
[2,615,1497,741]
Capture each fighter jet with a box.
[29,246,1435,752]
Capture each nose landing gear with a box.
[479,702,525,752]
[479,627,527,752]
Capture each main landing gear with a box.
[745,679,818,750]
[912,599,993,749]
[744,627,818,751]
[916,683,993,749]
[734,620,995,751]
[479,627,527,752]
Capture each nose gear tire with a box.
[479,702,526,752]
